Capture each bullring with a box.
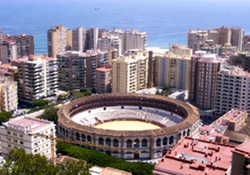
[57,93,200,159]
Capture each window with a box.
[106,138,111,146]
[134,139,140,148]
[20,134,23,138]
[156,138,161,147]
[98,138,104,145]
[127,140,132,148]
[163,137,168,146]
[20,141,23,145]
[34,149,37,153]
[113,139,119,147]
[142,139,147,147]
[7,131,11,135]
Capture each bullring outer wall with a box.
[57,93,200,159]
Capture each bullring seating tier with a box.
[72,106,183,127]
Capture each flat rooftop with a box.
[154,137,234,175]
[216,109,246,126]
[233,139,250,158]
[3,116,53,132]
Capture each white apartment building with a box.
[216,66,250,115]
[11,55,58,103]
[0,116,56,159]
[112,51,148,93]
[98,35,122,57]
[0,76,18,112]
[110,28,147,54]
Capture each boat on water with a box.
[94,7,100,10]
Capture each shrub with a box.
[56,141,155,175]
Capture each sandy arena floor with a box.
[94,120,161,131]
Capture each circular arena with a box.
[58,93,200,159]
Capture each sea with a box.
[0,0,250,55]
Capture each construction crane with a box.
[29,132,140,165]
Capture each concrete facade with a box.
[216,66,250,115]
[4,34,35,57]
[0,76,18,112]
[0,116,56,159]
[112,51,148,93]
[95,65,112,94]
[11,55,58,103]
[48,25,69,57]
[190,51,226,110]
[0,40,17,64]
[154,53,191,91]
[188,26,244,53]
[57,50,114,91]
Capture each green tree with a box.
[57,94,69,101]
[0,149,91,175]
[59,160,91,175]
[70,89,92,100]
[32,99,49,107]
[56,141,155,175]
[39,106,58,124]
[0,112,12,125]
[80,87,90,93]
[162,85,171,96]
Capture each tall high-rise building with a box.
[189,51,226,110]
[243,35,250,51]
[188,30,208,52]
[231,140,250,175]
[0,64,18,81]
[57,50,114,91]
[147,51,154,88]
[230,52,250,72]
[170,44,192,56]
[0,29,2,44]
[0,40,17,64]
[188,26,244,52]
[0,76,18,112]
[112,51,148,93]
[11,55,58,103]
[48,25,69,57]
[4,34,35,56]
[154,52,191,91]
[86,28,107,51]
[95,65,112,94]
[0,29,2,58]
[110,28,147,54]
[71,27,87,53]
[98,35,122,57]
[215,66,250,115]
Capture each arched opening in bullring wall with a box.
[134,152,140,159]
[57,93,200,160]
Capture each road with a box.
[20,103,66,119]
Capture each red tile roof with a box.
[154,137,234,175]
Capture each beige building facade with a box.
[112,52,148,93]
[154,53,191,91]
[0,76,18,112]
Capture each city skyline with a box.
[1,0,250,54]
